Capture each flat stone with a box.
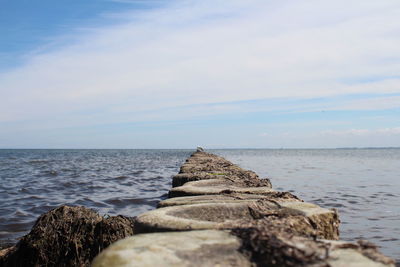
[135,200,339,239]
[135,202,254,233]
[169,179,273,197]
[172,173,231,187]
[92,230,252,267]
[158,192,301,208]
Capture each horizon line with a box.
[0,147,399,150]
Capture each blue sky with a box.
[0,0,400,148]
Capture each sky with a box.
[0,0,399,149]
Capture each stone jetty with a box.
[94,150,395,267]
[0,150,396,266]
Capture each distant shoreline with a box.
[0,147,399,150]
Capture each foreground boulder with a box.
[92,230,251,267]
[93,229,395,267]
[0,206,135,267]
[232,224,395,267]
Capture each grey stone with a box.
[92,230,252,267]
[169,179,273,197]
[158,192,301,208]
[135,200,339,239]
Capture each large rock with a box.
[0,205,135,267]
[93,229,395,267]
[92,230,252,267]
[169,179,273,197]
[232,226,395,267]
[135,200,339,239]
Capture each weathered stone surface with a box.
[0,205,135,267]
[135,200,339,240]
[247,201,340,240]
[92,230,252,267]
[232,226,395,267]
[158,192,301,208]
[135,202,252,233]
[172,172,230,187]
[178,151,272,188]
[169,179,273,197]
[93,228,394,267]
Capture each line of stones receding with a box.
[93,151,395,267]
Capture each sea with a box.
[0,149,399,263]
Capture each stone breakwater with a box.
[0,150,396,266]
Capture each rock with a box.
[0,205,135,267]
[135,200,339,239]
[232,226,395,267]
[249,200,340,240]
[93,228,394,267]
[172,172,229,187]
[158,192,301,208]
[169,179,273,197]
[92,230,252,267]
[179,152,272,188]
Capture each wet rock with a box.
[158,192,302,208]
[169,178,273,197]
[0,205,135,267]
[92,230,252,267]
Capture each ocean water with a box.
[0,149,399,263]
[213,149,400,263]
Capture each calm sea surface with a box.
[0,149,399,262]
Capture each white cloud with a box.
[1,0,400,126]
[331,95,400,111]
[321,127,400,136]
